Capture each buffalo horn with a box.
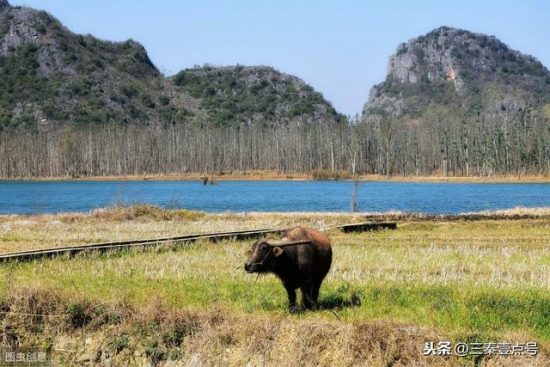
[266,240,311,247]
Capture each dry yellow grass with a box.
[0,207,371,253]
[3,170,549,182]
[0,205,548,254]
[2,287,548,367]
[0,206,549,366]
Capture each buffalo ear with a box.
[272,246,283,257]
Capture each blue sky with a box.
[10,0,550,116]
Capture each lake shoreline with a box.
[1,172,549,183]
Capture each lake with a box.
[0,180,548,215]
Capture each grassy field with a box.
[0,206,549,366]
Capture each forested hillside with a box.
[361,26,550,176]
[0,0,177,128]
[172,66,345,127]
[0,1,548,178]
[0,1,342,131]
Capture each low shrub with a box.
[311,169,352,181]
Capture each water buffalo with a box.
[244,226,332,312]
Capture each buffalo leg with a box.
[302,281,321,310]
[301,283,314,310]
[311,281,321,308]
[285,285,297,313]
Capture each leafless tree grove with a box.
[0,111,548,178]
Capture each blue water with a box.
[0,180,548,215]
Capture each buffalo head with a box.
[244,238,310,273]
[244,239,284,273]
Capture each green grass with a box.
[0,218,548,342]
[0,210,549,365]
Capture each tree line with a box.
[0,109,548,178]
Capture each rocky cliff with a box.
[363,26,550,121]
